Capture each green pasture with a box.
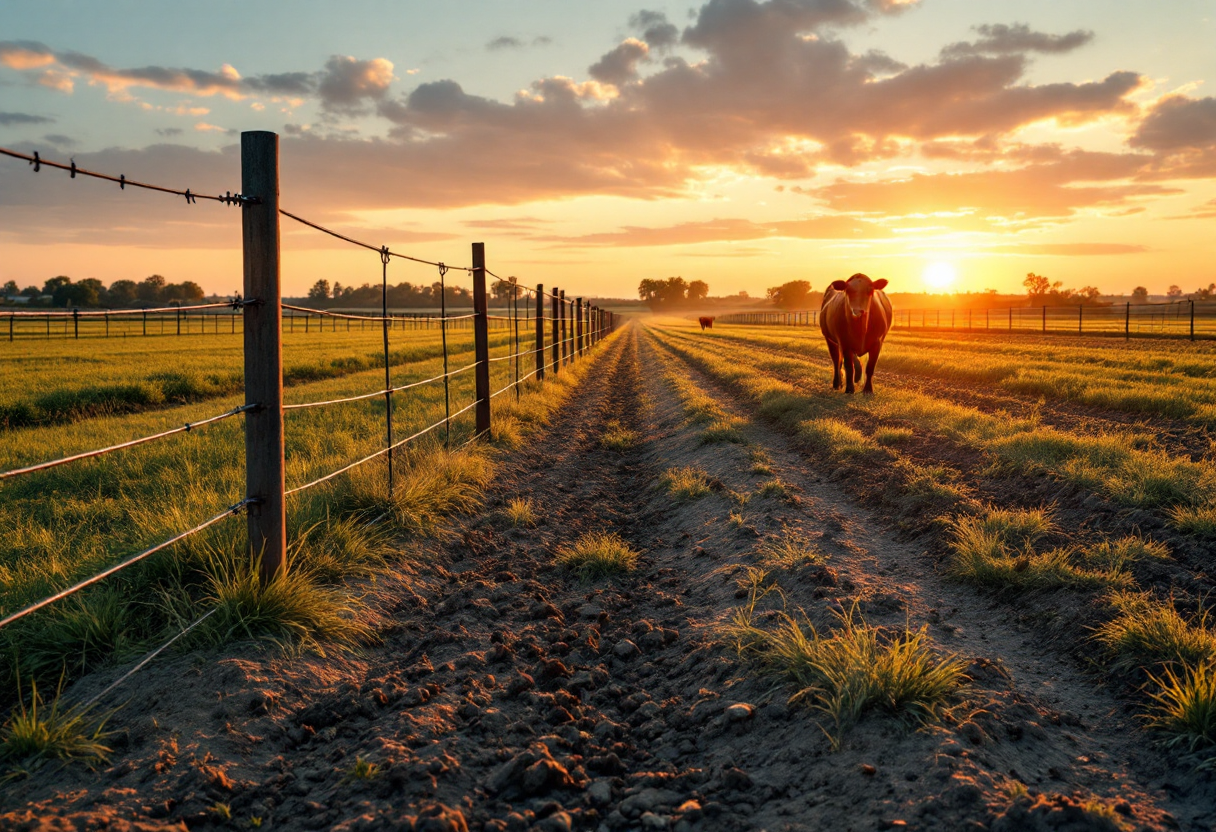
[665,318,1216,424]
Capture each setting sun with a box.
[922,262,958,292]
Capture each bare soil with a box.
[3,323,1211,832]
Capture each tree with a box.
[56,281,100,307]
[491,279,518,303]
[165,281,204,302]
[1074,286,1102,305]
[307,279,331,301]
[1191,283,1216,300]
[106,279,138,306]
[138,275,166,303]
[686,280,709,302]
[766,280,813,310]
[1131,286,1148,304]
[21,285,40,298]
[1167,285,1182,299]
[43,275,72,296]
[2,280,17,296]
[637,277,689,309]
[1023,273,1059,298]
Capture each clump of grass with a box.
[726,601,964,747]
[897,463,970,515]
[0,679,111,775]
[191,551,369,649]
[748,447,773,475]
[756,478,792,500]
[1145,662,1216,752]
[700,418,746,445]
[209,803,233,822]
[1095,592,1216,672]
[502,497,538,528]
[601,420,639,451]
[660,466,713,501]
[555,532,639,581]
[798,418,876,458]
[1170,506,1216,539]
[9,588,138,685]
[874,426,913,446]
[341,756,380,783]
[947,510,1122,593]
[729,511,747,529]
[290,516,393,585]
[1079,536,1169,571]
[759,532,828,568]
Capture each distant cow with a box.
[819,273,892,394]
[698,316,715,330]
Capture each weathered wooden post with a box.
[241,130,286,583]
[576,297,584,356]
[536,284,545,381]
[1191,299,1196,341]
[559,290,568,365]
[1125,302,1130,340]
[551,288,560,374]
[472,243,491,436]
[1042,305,1047,333]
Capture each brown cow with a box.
[819,273,892,394]
[698,316,715,330]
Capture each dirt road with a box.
[3,322,1208,831]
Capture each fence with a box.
[0,305,535,340]
[716,299,1216,341]
[0,135,617,700]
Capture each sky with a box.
[1,0,1214,300]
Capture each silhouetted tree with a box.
[1167,285,1183,299]
[766,280,813,309]
[1131,286,1148,304]
[686,280,709,302]
[308,279,332,300]
[138,275,166,303]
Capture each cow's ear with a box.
[831,280,847,290]
[872,278,888,290]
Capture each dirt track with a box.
[3,322,1211,831]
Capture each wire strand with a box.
[0,499,254,630]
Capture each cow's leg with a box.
[843,348,857,394]
[853,355,863,383]
[862,342,883,394]
[827,340,842,390]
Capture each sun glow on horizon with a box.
[922,261,958,292]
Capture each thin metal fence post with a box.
[380,246,394,498]
[536,284,546,381]
[1191,299,1196,341]
[1125,302,1130,340]
[1042,305,1046,333]
[439,265,451,447]
[1079,304,1083,334]
[472,243,491,437]
[241,130,286,583]
[512,278,521,399]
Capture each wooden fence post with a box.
[1125,302,1130,340]
[472,243,491,437]
[241,130,286,583]
[576,297,584,356]
[550,288,560,374]
[535,284,545,381]
[559,290,567,365]
[1042,305,1047,333]
[1191,300,1196,341]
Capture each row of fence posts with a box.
[723,300,1202,341]
[238,132,616,582]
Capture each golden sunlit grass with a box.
[758,531,828,569]
[649,326,1216,513]
[0,678,112,777]
[502,497,538,528]
[725,592,965,748]
[600,419,639,451]
[1095,592,1216,673]
[555,531,640,581]
[1145,662,1216,753]
[660,466,713,501]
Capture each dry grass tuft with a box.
[660,466,713,501]
[1145,662,1216,752]
[1095,592,1216,672]
[759,532,828,569]
[502,497,538,528]
[1170,505,1216,539]
[726,599,965,748]
[555,532,640,581]
[601,420,639,451]
[0,678,111,776]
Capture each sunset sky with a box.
[1,0,1213,299]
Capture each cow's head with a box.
[830,273,888,322]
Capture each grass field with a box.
[0,322,566,692]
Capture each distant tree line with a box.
[636,277,709,310]
[1,274,205,308]
[304,278,479,308]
